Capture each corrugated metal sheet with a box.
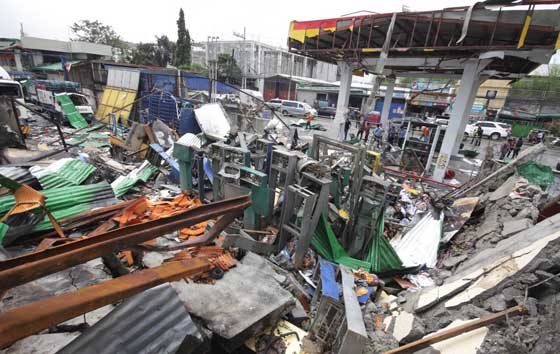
[95,87,137,124]
[0,182,114,217]
[390,210,443,268]
[140,93,180,128]
[57,284,205,354]
[55,94,88,129]
[0,167,40,195]
[111,161,157,197]
[33,159,96,190]
[107,68,140,90]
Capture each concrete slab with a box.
[489,175,517,201]
[0,333,80,354]
[419,319,488,354]
[444,230,560,309]
[171,252,295,351]
[501,218,532,237]
[393,311,415,342]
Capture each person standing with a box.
[305,111,313,130]
[512,136,523,158]
[374,124,383,148]
[357,119,366,140]
[499,140,510,160]
[344,116,351,141]
[473,126,483,146]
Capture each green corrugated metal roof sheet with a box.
[0,182,112,217]
[37,159,96,189]
[112,164,157,198]
[56,94,88,129]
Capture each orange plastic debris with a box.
[118,250,134,266]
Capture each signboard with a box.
[485,90,498,99]
[410,79,452,93]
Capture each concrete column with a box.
[433,60,483,181]
[303,57,308,77]
[380,77,395,141]
[451,78,482,155]
[334,61,353,141]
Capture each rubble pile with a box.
[1,62,560,354]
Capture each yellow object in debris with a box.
[95,87,137,125]
[356,286,369,297]
[338,209,349,220]
[245,319,308,353]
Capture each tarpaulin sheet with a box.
[55,94,88,129]
[365,213,403,273]
[312,214,372,271]
[95,87,137,125]
[517,161,555,186]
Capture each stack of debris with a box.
[2,80,560,354]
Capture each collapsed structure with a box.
[0,1,560,354]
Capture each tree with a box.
[154,35,175,67]
[131,43,156,66]
[216,54,242,84]
[175,9,192,67]
[70,20,124,47]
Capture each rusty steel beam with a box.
[0,195,251,291]
[0,257,211,349]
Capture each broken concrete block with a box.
[171,252,295,351]
[501,218,532,238]
[0,333,80,354]
[489,175,517,201]
[483,294,507,312]
[442,254,468,269]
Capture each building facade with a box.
[192,40,338,92]
[0,36,113,72]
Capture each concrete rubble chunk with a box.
[170,252,295,351]
[0,333,80,354]
[442,254,468,269]
[501,218,533,238]
[489,175,518,202]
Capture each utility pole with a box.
[233,27,246,89]
[207,36,219,102]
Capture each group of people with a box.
[499,136,524,159]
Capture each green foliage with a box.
[131,36,176,67]
[70,20,125,48]
[154,35,175,67]
[131,42,156,66]
[175,8,192,67]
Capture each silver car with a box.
[280,100,317,117]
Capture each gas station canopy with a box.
[288,0,560,78]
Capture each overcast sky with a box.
[1,0,475,47]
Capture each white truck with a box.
[0,67,26,148]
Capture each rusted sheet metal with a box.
[0,195,251,292]
[0,257,211,349]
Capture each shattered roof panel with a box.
[57,284,204,354]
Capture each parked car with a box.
[316,105,336,118]
[465,121,511,140]
[280,100,317,117]
[266,98,283,111]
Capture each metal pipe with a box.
[0,195,251,291]
[0,258,211,349]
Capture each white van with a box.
[280,100,317,117]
